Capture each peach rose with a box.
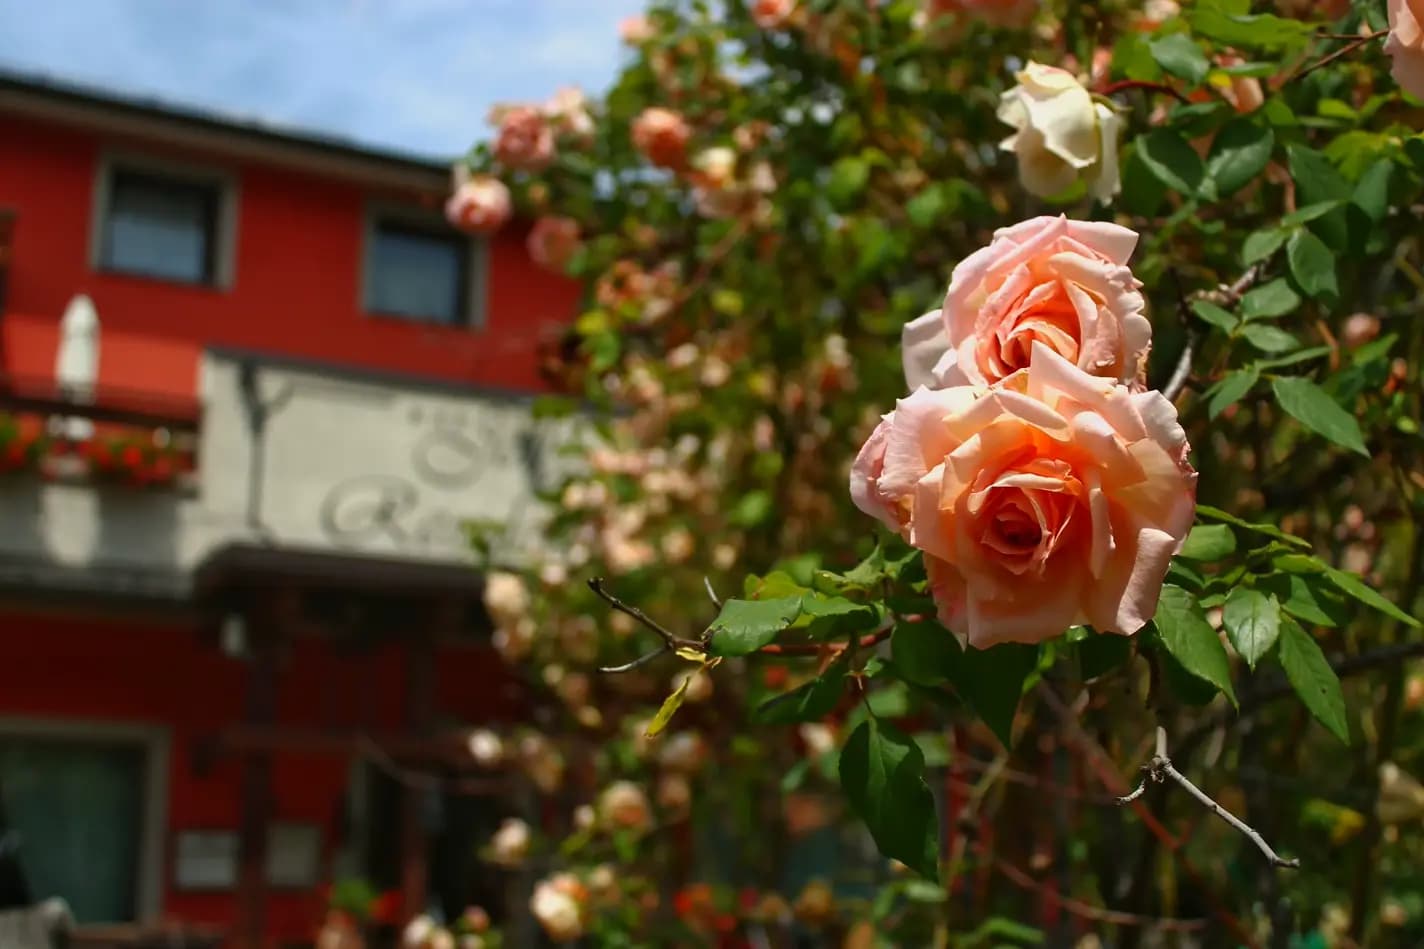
[850,344,1196,647]
[998,63,1121,202]
[493,106,555,171]
[619,15,655,45]
[1387,0,1424,100]
[527,216,581,273]
[530,873,587,943]
[445,172,511,236]
[543,86,595,140]
[752,0,797,30]
[1215,54,1264,114]
[901,216,1149,391]
[631,107,691,169]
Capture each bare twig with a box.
[1163,264,1263,402]
[703,576,723,609]
[588,577,702,652]
[1117,727,1299,869]
[986,851,1208,931]
[598,645,671,674]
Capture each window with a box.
[92,156,237,288]
[364,212,484,327]
[0,737,146,922]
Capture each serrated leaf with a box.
[1192,300,1238,332]
[1195,504,1310,548]
[952,642,1040,747]
[1287,229,1339,304]
[1242,228,1287,266]
[1154,585,1237,706]
[754,662,847,724]
[1239,279,1301,320]
[839,718,940,880]
[1222,587,1280,669]
[892,619,959,686]
[1276,616,1349,744]
[1351,159,1392,223]
[1207,367,1260,419]
[1205,119,1274,196]
[1271,376,1368,456]
[1321,565,1419,627]
[1260,572,1341,628]
[707,597,803,656]
[1179,524,1238,561]
[1241,324,1300,353]
[1136,129,1206,197]
[1150,33,1210,85]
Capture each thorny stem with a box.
[1117,727,1300,869]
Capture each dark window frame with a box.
[89,152,239,290]
[362,204,487,329]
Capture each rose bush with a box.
[439,0,1424,945]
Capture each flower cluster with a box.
[852,215,1197,648]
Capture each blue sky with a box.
[0,0,645,160]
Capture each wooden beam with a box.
[235,634,280,949]
[400,632,437,922]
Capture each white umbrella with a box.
[54,293,99,440]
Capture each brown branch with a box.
[588,577,703,653]
[985,850,1209,932]
[755,625,892,656]
[1286,30,1389,85]
[1162,264,1263,403]
[1097,79,1190,104]
[1118,728,1299,869]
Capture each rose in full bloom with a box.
[445,172,511,236]
[851,344,1196,647]
[998,63,1121,203]
[493,105,555,171]
[901,216,1149,391]
[752,0,797,30]
[487,817,530,866]
[631,107,692,169]
[527,216,582,273]
[1387,0,1424,100]
[531,873,588,943]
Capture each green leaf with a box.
[1179,524,1238,561]
[1276,616,1349,744]
[754,662,848,724]
[952,643,1040,747]
[730,490,773,527]
[827,156,870,209]
[1287,230,1339,304]
[1241,324,1300,354]
[1136,129,1206,197]
[1195,504,1311,548]
[801,593,879,639]
[1205,119,1274,196]
[906,184,949,229]
[1241,228,1287,266]
[1150,33,1210,86]
[892,619,959,686]
[1153,585,1237,706]
[1287,145,1351,247]
[1260,572,1341,628]
[1280,201,1343,228]
[1078,630,1132,681]
[839,718,940,880]
[1191,300,1238,332]
[1271,376,1368,456]
[1207,367,1259,419]
[1188,7,1314,51]
[1321,565,1419,627]
[1351,159,1392,223]
[707,597,803,656]
[646,674,694,737]
[1222,588,1280,670]
[1239,279,1301,320]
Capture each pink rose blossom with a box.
[851,344,1196,648]
[752,0,797,30]
[1387,0,1424,100]
[445,173,511,236]
[631,107,692,169]
[619,14,656,45]
[1216,54,1264,114]
[494,106,555,171]
[527,216,581,273]
[902,215,1149,391]
[544,86,595,140]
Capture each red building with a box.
[0,69,578,947]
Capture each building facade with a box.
[0,70,579,946]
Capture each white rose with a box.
[488,817,530,866]
[998,62,1121,203]
[402,916,436,949]
[531,874,586,942]
[466,729,504,767]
